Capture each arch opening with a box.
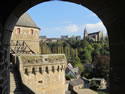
[1,0,124,94]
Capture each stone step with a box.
[10,70,25,94]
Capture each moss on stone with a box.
[20,56,43,64]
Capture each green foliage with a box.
[39,38,110,78]
[82,48,92,63]
[90,80,99,90]
[94,56,110,78]
[74,62,85,73]
[66,74,75,80]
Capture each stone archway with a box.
[0,0,125,94]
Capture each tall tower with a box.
[84,27,88,40]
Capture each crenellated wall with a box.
[13,54,67,94]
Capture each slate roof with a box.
[67,63,80,75]
[69,79,84,86]
[16,12,40,29]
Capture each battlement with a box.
[11,54,67,94]
[20,54,67,65]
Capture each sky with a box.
[27,1,107,38]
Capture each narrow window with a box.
[61,65,63,71]
[30,29,33,35]
[17,28,20,34]
[57,66,59,72]
[39,67,42,74]
[32,68,35,74]
[52,66,54,73]
[46,67,49,74]
[24,68,28,75]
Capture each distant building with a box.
[68,78,97,94]
[84,27,105,41]
[46,38,59,42]
[66,63,80,79]
[82,76,91,88]
[91,78,107,89]
[69,79,84,92]
[39,36,47,42]
[61,35,69,40]
[76,36,81,40]
[83,63,94,72]
[39,36,60,43]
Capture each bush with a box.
[66,74,75,80]
[90,80,99,90]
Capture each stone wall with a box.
[0,24,11,94]
[13,54,67,94]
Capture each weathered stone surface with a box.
[12,54,67,94]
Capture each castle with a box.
[10,13,67,94]
[84,27,105,41]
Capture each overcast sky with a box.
[27,1,107,38]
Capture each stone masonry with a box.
[12,54,67,94]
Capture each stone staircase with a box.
[10,65,25,94]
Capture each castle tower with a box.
[84,27,88,40]
[10,12,40,54]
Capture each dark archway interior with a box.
[0,0,125,94]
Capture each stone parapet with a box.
[12,54,67,94]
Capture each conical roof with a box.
[16,12,40,29]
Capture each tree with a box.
[74,63,85,74]
[74,48,78,57]
[40,42,51,54]
[93,56,110,78]
[82,48,92,63]
[64,46,70,56]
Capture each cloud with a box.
[65,24,79,32]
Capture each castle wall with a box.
[15,54,67,94]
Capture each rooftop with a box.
[16,12,40,29]
[88,31,101,36]
[69,79,84,86]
